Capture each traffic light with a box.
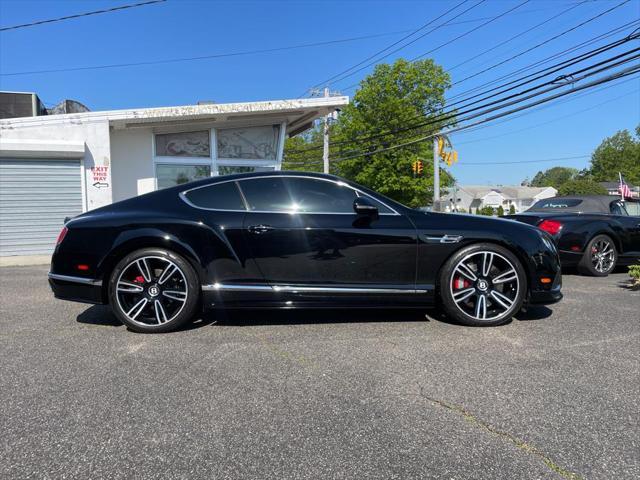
[412,160,424,175]
[437,135,458,167]
[417,160,423,175]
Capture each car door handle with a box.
[248,224,274,234]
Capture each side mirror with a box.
[353,197,379,220]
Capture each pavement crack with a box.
[416,382,583,480]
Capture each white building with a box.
[442,185,557,213]
[0,96,348,257]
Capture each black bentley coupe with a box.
[507,195,640,276]
[49,172,562,333]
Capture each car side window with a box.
[238,177,293,211]
[183,181,246,210]
[285,178,357,213]
[610,202,629,216]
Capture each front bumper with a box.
[559,249,583,267]
[48,273,104,304]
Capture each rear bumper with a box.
[48,273,104,304]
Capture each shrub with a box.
[630,264,640,289]
[509,204,516,215]
[496,206,505,216]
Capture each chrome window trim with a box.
[48,273,102,286]
[179,174,400,216]
[202,283,427,294]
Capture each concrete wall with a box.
[0,119,112,211]
[110,128,154,202]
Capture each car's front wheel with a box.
[108,248,200,333]
[577,234,617,277]
[439,243,526,326]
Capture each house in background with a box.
[442,185,557,213]
[599,181,640,198]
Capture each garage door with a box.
[0,159,83,256]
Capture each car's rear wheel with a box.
[439,243,526,326]
[577,234,617,277]
[108,248,200,333]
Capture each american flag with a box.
[619,173,632,198]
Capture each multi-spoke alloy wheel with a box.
[440,244,526,326]
[109,249,199,333]
[578,234,617,277]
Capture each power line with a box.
[456,155,590,166]
[326,65,640,163]
[445,19,640,101]
[452,87,639,146]
[450,0,632,86]
[446,0,588,72]
[329,0,533,90]
[341,3,635,93]
[285,39,639,156]
[305,0,485,92]
[0,30,445,77]
[0,0,166,32]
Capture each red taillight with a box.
[56,226,68,246]
[538,219,563,236]
[77,264,89,271]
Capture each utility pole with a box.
[433,136,440,212]
[323,87,330,174]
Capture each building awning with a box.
[0,97,349,137]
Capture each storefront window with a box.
[156,164,211,189]
[217,165,275,176]
[155,130,210,157]
[217,125,279,160]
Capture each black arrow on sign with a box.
[93,182,109,188]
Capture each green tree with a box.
[589,126,640,185]
[557,179,607,196]
[282,127,323,172]
[475,207,479,215]
[496,205,505,216]
[331,58,453,207]
[508,204,516,215]
[530,167,578,189]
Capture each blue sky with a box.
[0,0,638,185]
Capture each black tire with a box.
[577,234,617,277]
[439,243,527,327]
[108,248,200,333]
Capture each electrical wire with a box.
[446,0,588,72]
[341,4,635,93]
[450,0,632,86]
[0,0,166,32]
[304,0,472,94]
[326,65,640,163]
[327,0,532,90]
[285,40,639,156]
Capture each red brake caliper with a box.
[134,275,145,284]
[452,277,471,290]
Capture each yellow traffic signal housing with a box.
[417,160,424,174]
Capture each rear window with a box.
[183,182,246,210]
[532,199,583,209]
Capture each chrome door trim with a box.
[48,273,102,286]
[202,283,428,294]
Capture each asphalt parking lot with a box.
[1,266,638,479]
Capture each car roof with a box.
[528,195,621,213]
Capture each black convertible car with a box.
[49,172,562,333]
[507,195,640,276]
